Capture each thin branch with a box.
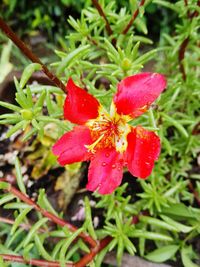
[189,0,200,18]
[0,17,66,93]
[91,0,113,36]
[0,254,74,267]
[178,37,189,81]
[178,0,200,81]
[122,0,146,35]
[184,0,191,17]
[75,236,112,267]
[188,182,200,207]
[0,216,46,233]
[0,179,97,248]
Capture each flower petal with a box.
[114,73,166,117]
[126,126,161,178]
[86,148,123,194]
[64,78,100,124]
[52,126,92,165]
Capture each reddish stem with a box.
[0,254,74,267]
[122,0,146,35]
[188,182,200,207]
[75,236,112,267]
[0,180,97,248]
[0,216,46,232]
[91,0,113,36]
[178,37,189,81]
[184,0,191,17]
[189,0,200,18]
[178,0,200,80]
[0,17,66,93]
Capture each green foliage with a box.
[0,0,200,267]
[0,63,71,140]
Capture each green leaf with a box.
[15,157,26,194]
[161,203,196,219]
[25,87,34,107]
[6,121,26,138]
[4,203,31,209]
[132,230,173,241]
[11,207,32,235]
[140,216,179,232]
[23,218,49,247]
[145,245,179,263]
[160,215,193,233]
[37,189,58,216]
[20,63,41,89]
[161,113,189,138]
[23,243,34,260]
[181,247,199,267]
[34,90,46,109]
[0,101,21,112]
[0,182,10,191]
[0,256,7,267]
[59,228,84,267]
[7,228,24,248]
[0,194,16,205]
[153,0,179,12]
[34,234,53,261]
[84,197,97,240]
[57,45,90,75]
[95,246,110,267]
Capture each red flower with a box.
[52,73,166,194]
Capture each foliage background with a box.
[0,0,199,266]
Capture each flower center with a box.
[86,103,131,153]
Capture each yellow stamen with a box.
[85,134,105,153]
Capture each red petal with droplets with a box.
[52,126,92,165]
[114,73,166,117]
[64,78,100,124]
[126,126,161,178]
[86,148,124,194]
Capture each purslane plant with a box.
[0,0,200,267]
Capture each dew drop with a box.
[105,152,110,158]
[117,167,121,171]
[102,162,107,167]
[112,164,116,169]
[124,161,128,166]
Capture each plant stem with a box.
[188,182,200,207]
[179,0,200,80]
[0,17,66,93]
[178,37,189,81]
[122,0,146,35]
[0,254,74,267]
[0,179,97,248]
[91,0,113,36]
[75,236,112,267]
[0,216,46,232]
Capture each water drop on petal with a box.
[102,162,107,167]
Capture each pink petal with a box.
[64,78,100,125]
[86,148,124,195]
[126,126,161,178]
[114,73,166,117]
[52,126,92,165]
